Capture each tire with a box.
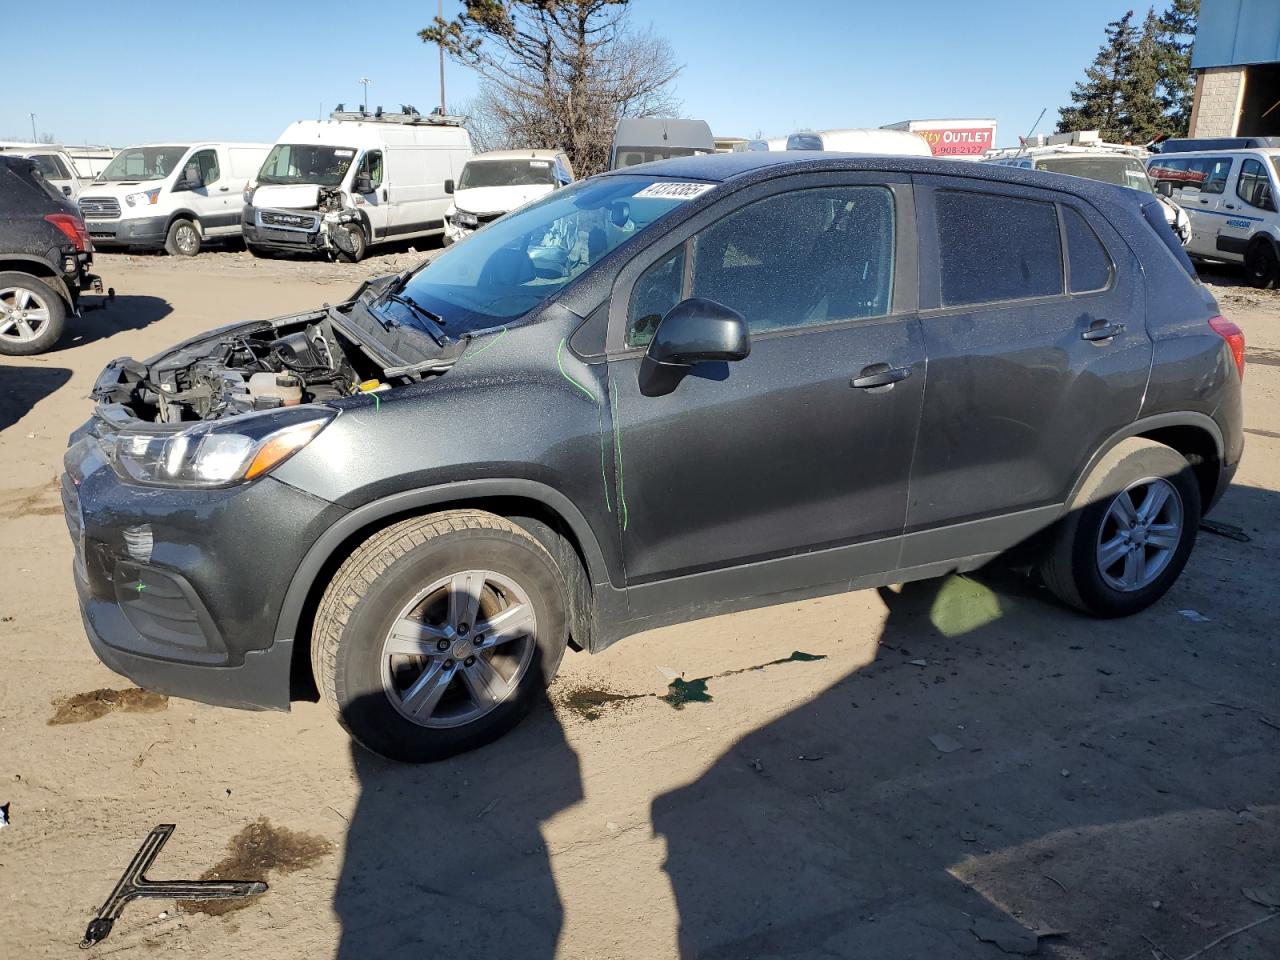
[1245,240,1279,290]
[1040,438,1201,618]
[335,222,367,263]
[0,272,67,356]
[312,510,570,762]
[165,218,201,257]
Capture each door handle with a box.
[382,188,388,201]
[1199,198,1210,204]
[1224,203,1237,210]
[851,363,911,390]
[1081,320,1125,342]
[218,186,230,192]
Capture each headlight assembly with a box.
[125,189,161,207]
[453,210,478,228]
[110,407,335,488]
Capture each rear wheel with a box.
[0,272,66,355]
[312,510,569,762]
[165,218,201,257]
[1040,439,1200,617]
[1245,240,1279,289]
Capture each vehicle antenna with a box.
[1017,107,1047,157]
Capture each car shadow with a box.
[52,295,172,351]
[650,482,1280,959]
[333,669,582,959]
[0,363,72,432]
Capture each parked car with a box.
[1,156,102,355]
[785,128,933,156]
[0,143,91,199]
[242,107,472,262]
[1146,146,1280,287]
[985,135,1192,245]
[77,142,269,256]
[610,118,715,169]
[443,149,574,245]
[65,153,1243,762]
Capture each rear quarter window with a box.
[1062,206,1113,293]
[935,190,1063,306]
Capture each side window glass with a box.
[936,190,1062,306]
[689,185,895,333]
[1063,207,1113,293]
[190,150,219,186]
[626,244,685,348]
[1236,158,1276,211]
[359,150,384,188]
[1149,157,1190,194]
[1199,157,1231,195]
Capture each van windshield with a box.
[383,174,709,332]
[257,144,357,186]
[459,159,556,189]
[98,147,187,182]
[1036,156,1155,194]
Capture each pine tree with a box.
[1156,0,1199,134]
[1124,9,1166,142]
[1057,12,1139,140]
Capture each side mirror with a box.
[353,175,374,195]
[62,185,72,197]
[1155,180,1173,198]
[640,297,750,397]
[175,167,203,191]
[444,178,454,195]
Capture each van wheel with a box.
[0,272,67,355]
[165,219,201,257]
[1040,438,1200,618]
[336,223,366,263]
[311,510,570,763]
[1245,241,1279,289]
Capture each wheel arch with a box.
[0,259,74,308]
[1067,412,1224,511]
[166,210,202,233]
[277,480,611,697]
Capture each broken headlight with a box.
[452,210,478,228]
[110,407,335,487]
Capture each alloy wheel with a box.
[1095,477,1184,592]
[175,224,199,255]
[0,286,52,343]
[380,570,538,728]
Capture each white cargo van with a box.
[609,118,715,170]
[785,129,932,156]
[76,142,270,255]
[243,108,472,261]
[0,143,91,199]
[443,149,574,245]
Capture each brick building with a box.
[1189,0,1280,138]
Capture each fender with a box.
[272,477,614,645]
[0,254,74,308]
[166,210,202,234]
[1064,411,1224,508]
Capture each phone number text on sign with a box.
[917,128,994,157]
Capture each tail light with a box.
[1208,316,1245,380]
[45,213,88,253]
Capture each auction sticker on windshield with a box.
[634,182,716,200]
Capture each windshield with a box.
[387,174,708,333]
[98,146,187,182]
[257,144,356,186]
[459,159,556,189]
[1036,156,1155,194]
[613,146,709,168]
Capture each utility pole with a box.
[359,77,371,113]
[29,113,37,142]
[438,0,446,114]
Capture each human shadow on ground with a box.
[50,294,171,351]
[652,483,1280,959]
[0,363,72,432]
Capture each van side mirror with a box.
[1156,180,1173,198]
[639,297,750,397]
[444,178,454,195]
[353,175,374,195]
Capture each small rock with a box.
[930,733,964,754]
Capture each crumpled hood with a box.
[454,183,553,216]
[253,183,322,209]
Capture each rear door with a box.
[607,173,926,590]
[904,178,1150,563]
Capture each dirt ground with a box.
[1,250,1278,960]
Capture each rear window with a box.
[935,190,1063,306]
[1063,207,1113,292]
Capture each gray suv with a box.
[64,154,1245,762]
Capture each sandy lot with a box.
[1,250,1278,960]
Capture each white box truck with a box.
[242,107,472,261]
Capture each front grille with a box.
[78,196,120,219]
[260,209,318,230]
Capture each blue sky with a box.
[5,0,1151,150]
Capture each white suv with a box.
[1147,148,1280,287]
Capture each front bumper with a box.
[63,422,347,710]
[84,215,168,248]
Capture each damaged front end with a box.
[246,186,363,258]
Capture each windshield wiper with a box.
[379,291,449,340]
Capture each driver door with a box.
[352,149,388,241]
[606,174,926,596]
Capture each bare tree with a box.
[421,1,682,175]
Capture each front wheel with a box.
[0,272,67,355]
[312,511,570,762]
[1040,438,1200,618]
[1246,240,1280,289]
[334,222,366,263]
[165,218,201,257]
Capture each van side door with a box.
[904,178,1149,564]
[385,145,452,241]
[1219,155,1278,256]
[352,149,389,240]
